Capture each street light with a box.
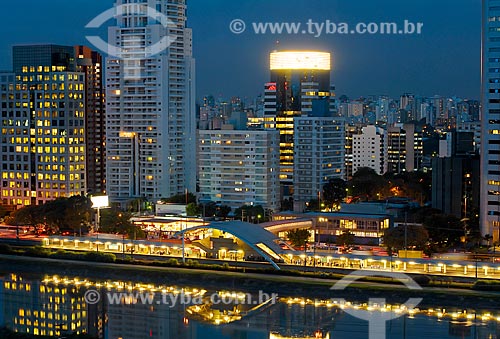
[91,195,109,252]
[460,218,470,252]
[118,213,126,259]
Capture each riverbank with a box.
[2,254,500,311]
[0,244,486,284]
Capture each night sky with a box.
[0,0,481,101]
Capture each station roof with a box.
[178,221,289,270]
[276,211,390,219]
[260,219,313,234]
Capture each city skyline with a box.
[0,0,481,100]
[3,3,500,339]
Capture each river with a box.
[0,268,499,339]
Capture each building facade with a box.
[1,45,86,207]
[481,0,500,241]
[386,123,423,173]
[75,46,105,195]
[293,116,344,211]
[439,131,476,159]
[198,125,280,212]
[352,125,387,175]
[274,211,391,244]
[457,121,481,153]
[432,155,480,219]
[106,0,196,203]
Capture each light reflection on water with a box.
[0,272,499,339]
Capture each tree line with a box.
[4,196,143,238]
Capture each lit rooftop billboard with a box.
[270,51,331,70]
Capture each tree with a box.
[40,198,72,233]
[383,171,432,204]
[467,229,484,250]
[161,192,197,204]
[323,178,347,205]
[200,202,217,218]
[423,213,462,249]
[305,199,320,212]
[64,196,92,232]
[216,205,231,219]
[186,203,200,217]
[99,209,145,239]
[485,234,494,248]
[8,205,40,227]
[199,202,232,219]
[349,167,388,200]
[234,205,265,223]
[127,197,148,213]
[412,207,442,223]
[281,198,293,211]
[5,196,93,235]
[337,231,356,247]
[100,209,130,232]
[0,205,7,219]
[286,228,311,248]
[383,225,429,251]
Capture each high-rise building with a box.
[293,116,344,211]
[386,123,423,173]
[106,0,196,203]
[198,124,280,212]
[387,125,406,173]
[439,131,475,158]
[352,125,387,175]
[376,96,390,122]
[75,46,105,195]
[467,99,481,121]
[457,121,481,152]
[347,102,364,118]
[344,125,362,180]
[400,93,416,120]
[1,45,86,207]
[262,51,344,202]
[481,0,500,241]
[432,95,445,126]
[432,155,480,220]
[419,101,433,124]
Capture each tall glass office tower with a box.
[263,51,344,210]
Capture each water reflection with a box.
[0,272,499,339]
